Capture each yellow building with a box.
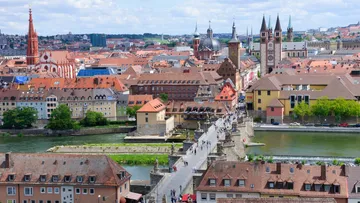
[246,72,359,122]
[136,98,174,136]
[49,88,117,120]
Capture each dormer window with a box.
[64,175,71,182]
[224,179,231,187]
[52,175,59,182]
[314,184,321,191]
[76,176,83,183]
[209,179,216,186]
[304,183,311,191]
[89,176,96,183]
[24,174,31,182]
[324,184,331,192]
[40,175,46,182]
[290,167,294,174]
[268,181,275,189]
[8,174,15,181]
[238,179,245,187]
[265,167,270,173]
[287,182,294,190]
[334,185,340,193]
[357,186,360,193]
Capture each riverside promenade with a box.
[148,114,235,203]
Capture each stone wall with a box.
[137,123,166,136]
[48,145,180,154]
[0,126,136,137]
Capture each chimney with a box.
[321,165,326,180]
[5,152,11,168]
[276,162,281,174]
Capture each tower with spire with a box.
[193,22,200,59]
[26,8,39,67]
[287,15,294,42]
[247,27,254,54]
[260,15,268,75]
[228,21,240,69]
[268,16,273,40]
[274,14,283,69]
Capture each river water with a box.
[247,131,360,157]
[0,133,152,180]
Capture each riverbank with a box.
[0,126,135,137]
[47,143,182,154]
[254,125,360,133]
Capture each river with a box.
[0,133,152,180]
[247,131,360,157]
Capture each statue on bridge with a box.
[197,121,201,130]
[186,131,190,141]
[170,142,175,155]
[153,157,159,173]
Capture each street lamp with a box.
[98,195,101,203]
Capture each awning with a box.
[181,194,196,202]
[125,192,142,201]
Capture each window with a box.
[83,188,88,194]
[40,187,46,193]
[39,201,44,203]
[75,188,80,194]
[54,187,59,194]
[64,175,71,182]
[324,184,330,192]
[24,187,33,196]
[250,184,254,189]
[125,183,127,190]
[47,201,51,203]
[209,179,216,186]
[224,179,231,187]
[290,167,294,174]
[209,193,216,201]
[23,201,27,203]
[271,107,274,112]
[145,117,148,123]
[267,91,271,96]
[55,201,59,203]
[8,174,15,181]
[266,167,270,173]
[290,95,296,108]
[226,194,233,198]
[31,201,35,203]
[287,182,294,189]
[52,175,59,182]
[258,90,261,96]
[239,179,245,187]
[315,184,321,191]
[304,95,310,105]
[47,187,52,194]
[24,175,31,182]
[201,193,207,200]
[269,182,274,188]
[258,107,262,111]
[76,176,83,183]
[334,185,340,193]
[89,176,96,183]
[90,188,95,195]
[305,184,311,191]
[7,186,16,195]
[258,99,261,104]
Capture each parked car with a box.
[305,123,315,126]
[339,122,349,127]
[290,122,301,126]
[355,123,360,127]
[272,122,280,125]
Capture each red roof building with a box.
[215,82,238,108]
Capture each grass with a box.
[84,143,182,147]
[171,129,195,139]
[109,154,168,165]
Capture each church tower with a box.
[228,21,240,69]
[274,14,283,70]
[287,15,294,42]
[193,22,200,59]
[26,8,39,67]
[260,15,268,76]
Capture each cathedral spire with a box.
[26,7,39,66]
[275,14,282,31]
[288,15,292,29]
[229,21,239,43]
[193,22,199,38]
[260,15,267,32]
[246,26,249,37]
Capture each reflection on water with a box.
[247,131,360,157]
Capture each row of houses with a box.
[196,161,360,203]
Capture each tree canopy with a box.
[47,104,77,130]
[126,105,142,119]
[159,93,168,102]
[293,101,312,122]
[2,107,37,129]
[80,111,108,127]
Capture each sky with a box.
[0,0,359,36]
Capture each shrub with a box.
[247,154,254,162]
[17,132,24,137]
[332,159,339,166]
[355,158,360,165]
[268,156,274,163]
[253,117,262,123]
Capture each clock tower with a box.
[228,21,240,69]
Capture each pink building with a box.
[266,98,284,124]
[0,153,141,203]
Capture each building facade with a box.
[0,153,140,203]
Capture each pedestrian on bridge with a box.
[179,185,182,193]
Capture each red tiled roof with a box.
[137,98,165,113]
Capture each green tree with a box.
[293,101,312,123]
[159,93,168,102]
[80,111,108,127]
[2,107,37,129]
[311,97,332,122]
[331,97,353,122]
[126,105,142,119]
[47,104,76,130]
